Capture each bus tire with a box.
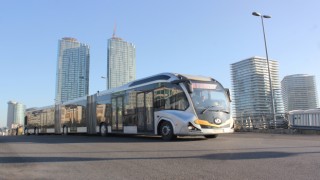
[24,128,28,136]
[100,123,107,136]
[204,134,218,139]
[160,121,176,141]
[34,127,39,136]
[63,126,68,135]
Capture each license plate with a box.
[214,129,224,133]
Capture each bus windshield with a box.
[190,82,230,113]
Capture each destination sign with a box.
[192,83,217,90]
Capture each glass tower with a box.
[107,36,136,89]
[281,74,319,111]
[55,37,90,104]
[7,101,25,128]
[231,56,284,117]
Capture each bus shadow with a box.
[1,151,319,164]
[0,134,207,144]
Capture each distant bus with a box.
[288,109,320,130]
[25,105,56,135]
[25,73,234,140]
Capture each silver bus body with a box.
[25,73,234,140]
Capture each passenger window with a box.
[154,83,189,111]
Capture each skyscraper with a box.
[281,74,319,111]
[7,101,25,128]
[55,37,90,104]
[107,34,136,89]
[231,56,284,117]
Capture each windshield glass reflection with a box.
[190,84,229,112]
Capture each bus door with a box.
[111,96,123,131]
[137,91,154,132]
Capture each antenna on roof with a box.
[112,21,116,38]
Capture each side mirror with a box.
[225,88,232,102]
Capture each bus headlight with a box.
[188,123,199,131]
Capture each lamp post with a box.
[252,11,277,128]
[101,76,107,89]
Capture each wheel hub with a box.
[162,126,170,135]
[101,125,106,134]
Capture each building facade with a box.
[281,74,319,111]
[107,36,136,89]
[7,101,25,128]
[55,37,90,104]
[231,56,284,118]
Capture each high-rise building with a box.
[55,37,90,104]
[107,34,136,89]
[7,101,15,128]
[281,74,319,111]
[231,56,284,117]
[7,101,25,128]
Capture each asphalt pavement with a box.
[1,133,320,180]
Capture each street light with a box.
[252,11,277,127]
[101,76,108,89]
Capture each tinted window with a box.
[154,83,189,111]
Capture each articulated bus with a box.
[25,73,234,140]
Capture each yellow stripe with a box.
[194,119,231,128]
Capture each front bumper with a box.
[178,119,234,136]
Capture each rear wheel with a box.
[34,127,39,135]
[63,126,68,135]
[160,121,176,141]
[24,128,28,136]
[204,134,218,139]
[100,123,107,136]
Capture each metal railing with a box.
[233,113,288,131]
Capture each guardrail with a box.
[234,112,320,134]
[233,114,288,131]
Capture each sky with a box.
[1,0,320,127]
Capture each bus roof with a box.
[98,72,219,96]
[28,73,222,109]
[25,105,55,112]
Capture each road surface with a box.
[1,133,320,179]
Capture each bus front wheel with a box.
[160,121,176,141]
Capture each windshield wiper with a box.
[201,106,230,114]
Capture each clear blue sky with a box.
[1,0,320,127]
